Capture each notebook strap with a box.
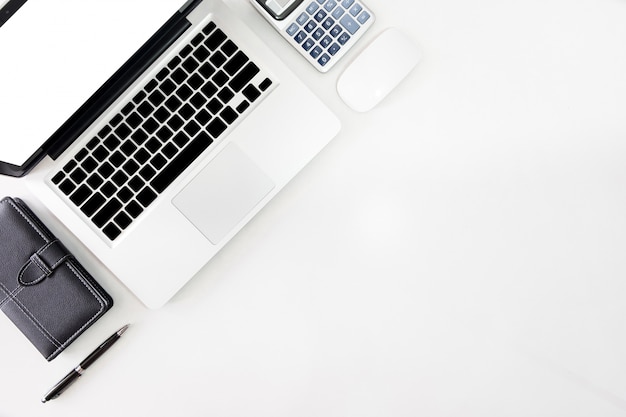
[18,240,72,286]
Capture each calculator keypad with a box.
[284,0,374,72]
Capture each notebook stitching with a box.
[0,285,24,310]
[1,199,64,348]
[0,281,61,347]
[46,262,105,360]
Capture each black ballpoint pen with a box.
[41,324,129,403]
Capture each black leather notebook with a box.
[0,197,113,361]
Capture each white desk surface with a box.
[2,0,626,415]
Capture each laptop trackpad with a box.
[172,144,275,244]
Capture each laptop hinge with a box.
[44,6,197,161]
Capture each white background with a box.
[1,0,626,415]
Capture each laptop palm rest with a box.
[172,144,275,244]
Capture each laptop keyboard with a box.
[50,21,274,241]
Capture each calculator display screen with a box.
[255,0,304,20]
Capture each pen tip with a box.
[117,324,130,336]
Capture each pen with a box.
[41,324,129,403]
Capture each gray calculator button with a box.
[357,10,371,24]
[339,14,359,35]
[349,4,362,16]
[332,7,345,19]
[324,0,337,11]
[296,12,308,25]
[306,2,319,14]
[341,0,355,8]
[286,23,299,36]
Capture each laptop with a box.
[0,0,340,308]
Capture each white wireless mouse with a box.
[337,28,421,112]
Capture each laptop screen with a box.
[0,0,179,169]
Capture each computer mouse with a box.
[337,28,421,112]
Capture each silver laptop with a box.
[0,0,340,308]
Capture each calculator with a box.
[251,0,375,72]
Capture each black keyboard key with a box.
[131,129,148,145]
[98,162,115,179]
[205,29,226,50]
[207,118,227,138]
[127,112,143,129]
[137,187,157,207]
[86,137,100,150]
[224,51,248,75]
[82,156,98,173]
[201,81,218,98]
[242,85,261,102]
[182,56,199,73]
[134,148,150,165]
[209,51,227,68]
[112,171,129,187]
[175,85,193,102]
[59,179,76,195]
[173,132,190,148]
[151,132,213,193]
[202,21,216,35]
[154,106,171,123]
[69,167,87,184]
[117,186,133,203]
[109,151,125,168]
[229,62,259,92]
[51,172,65,185]
[93,198,122,228]
[162,143,178,159]
[98,125,112,139]
[128,176,145,192]
[70,185,92,206]
[120,140,137,156]
[212,70,229,87]
[207,98,223,114]
[220,106,238,124]
[101,181,118,197]
[184,120,201,136]
[150,154,167,170]
[115,123,132,140]
[218,87,234,103]
[259,78,273,91]
[221,40,238,57]
[142,117,159,135]
[236,100,250,114]
[167,114,184,131]
[114,211,132,230]
[81,192,105,217]
[63,160,77,173]
[193,46,210,62]
[199,62,216,79]
[137,101,154,118]
[87,173,104,189]
[126,200,144,218]
[139,165,157,181]
[103,223,121,240]
[75,148,89,162]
